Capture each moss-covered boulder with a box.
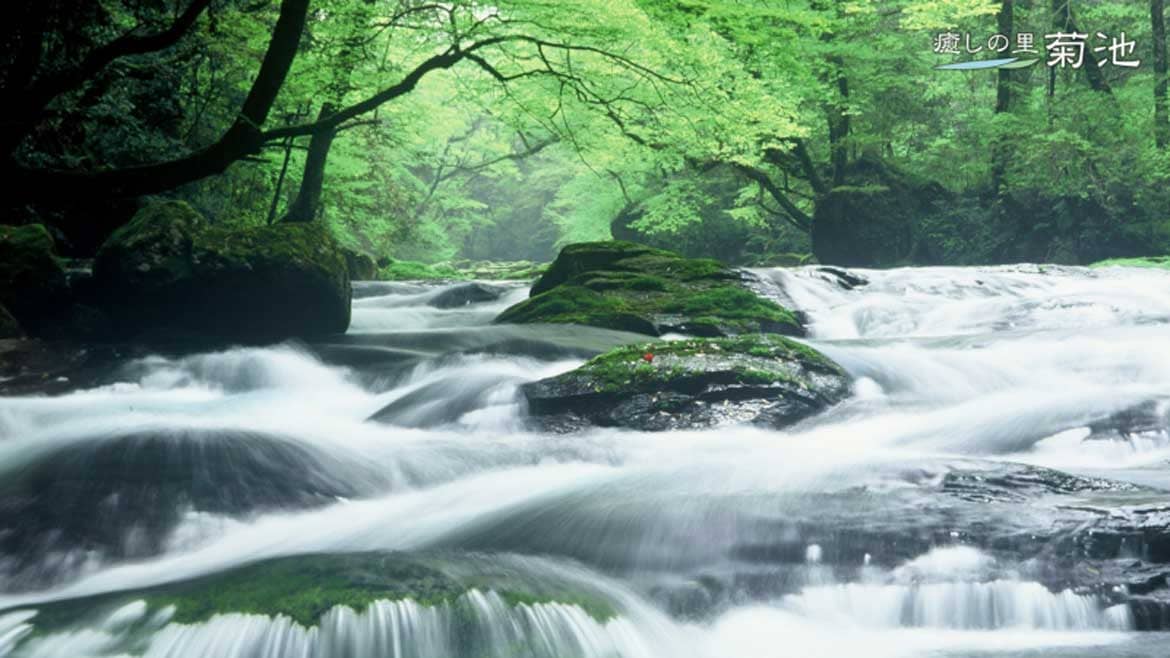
[0,224,68,335]
[342,247,378,280]
[522,334,850,431]
[23,552,618,632]
[495,241,802,337]
[94,201,350,342]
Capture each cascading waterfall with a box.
[2,266,1170,657]
[781,581,1130,631]
[3,591,658,658]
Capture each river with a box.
[1,264,1168,657]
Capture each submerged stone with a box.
[522,334,850,431]
[0,429,386,589]
[428,282,509,308]
[496,241,802,337]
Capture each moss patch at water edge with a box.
[1089,256,1170,270]
[378,258,469,281]
[17,553,619,632]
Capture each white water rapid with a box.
[1,264,1169,657]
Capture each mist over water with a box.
[2,265,1170,657]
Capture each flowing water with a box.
[1,265,1170,657]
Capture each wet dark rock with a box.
[0,338,133,396]
[0,305,23,339]
[522,334,850,431]
[496,241,803,337]
[816,266,868,290]
[428,282,509,308]
[0,429,387,590]
[444,456,1170,626]
[1088,400,1169,440]
[369,374,518,427]
[94,201,351,343]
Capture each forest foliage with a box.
[2,0,1167,266]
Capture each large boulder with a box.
[94,201,351,342]
[522,334,850,431]
[0,428,386,588]
[0,224,68,335]
[496,241,802,337]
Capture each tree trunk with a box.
[1154,0,1169,148]
[826,57,850,186]
[266,137,296,224]
[1053,0,1114,95]
[281,103,337,223]
[4,0,311,203]
[992,0,1013,193]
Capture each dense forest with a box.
[2,0,1167,272]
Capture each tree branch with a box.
[4,0,214,149]
[5,0,311,201]
[735,163,813,231]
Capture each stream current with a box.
[1,264,1169,657]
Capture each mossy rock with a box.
[342,247,379,280]
[496,241,802,337]
[20,552,619,632]
[0,224,68,335]
[1090,256,1170,270]
[94,201,350,342]
[522,334,850,431]
[378,258,468,281]
[452,259,550,280]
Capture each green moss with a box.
[18,553,619,632]
[94,203,352,340]
[660,286,800,328]
[0,223,57,255]
[579,272,670,292]
[379,258,468,281]
[103,201,206,250]
[146,554,460,626]
[1089,256,1170,270]
[497,241,802,337]
[567,334,841,394]
[495,286,657,334]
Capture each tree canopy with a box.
[2,0,1167,264]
